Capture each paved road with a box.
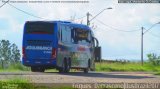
[0,72,160,89]
[0,72,160,83]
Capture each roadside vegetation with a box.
[0,78,77,89]
[0,40,25,72]
[96,62,160,72]
[0,62,30,72]
[0,78,122,89]
[96,53,160,73]
[155,72,160,75]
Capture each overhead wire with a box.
[7,3,86,21]
[7,3,45,19]
[0,0,9,8]
[94,18,141,32]
[143,27,160,38]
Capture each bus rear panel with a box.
[22,21,57,67]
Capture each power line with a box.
[7,3,87,22]
[95,18,141,32]
[143,23,160,34]
[95,26,110,32]
[7,3,45,19]
[0,0,9,8]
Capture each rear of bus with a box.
[22,21,57,71]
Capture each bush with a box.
[8,62,30,71]
[0,62,30,71]
[147,53,160,66]
[95,62,160,72]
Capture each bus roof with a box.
[26,21,91,30]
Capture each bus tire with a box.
[88,59,91,68]
[84,68,89,73]
[58,63,65,73]
[31,67,37,72]
[64,58,70,73]
[31,67,45,72]
[39,68,45,72]
[59,58,70,73]
[58,68,63,73]
[83,59,90,73]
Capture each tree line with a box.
[0,40,21,69]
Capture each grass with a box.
[95,62,160,72]
[0,78,33,89]
[0,78,122,89]
[0,63,30,72]
[155,72,160,75]
[45,69,58,72]
[0,78,77,89]
[1,62,160,73]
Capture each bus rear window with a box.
[25,22,54,34]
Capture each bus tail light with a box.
[22,47,26,59]
[51,48,56,59]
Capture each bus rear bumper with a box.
[22,59,57,67]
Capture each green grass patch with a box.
[0,78,123,89]
[155,72,160,75]
[0,78,77,89]
[0,63,30,72]
[45,69,58,72]
[0,78,34,89]
[95,62,160,72]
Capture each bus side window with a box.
[62,25,71,43]
[71,27,74,43]
[66,26,71,43]
[87,31,91,43]
[58,26,62,41]
[61,25,65,42]
[71,28,78,44]
[61,28,62,41]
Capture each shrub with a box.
[147,53,160,66]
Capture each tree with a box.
[10,43,21,63]
[147,53,160,66]
[0,40,21,68]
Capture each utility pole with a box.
[87,12,90,26]
[141,27,144,66]
[141,22,160,66]
[86,7,112,26]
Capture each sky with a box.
[0,0,160,61]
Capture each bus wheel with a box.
[31,67,38,72]
[39,68,45,72]
[31,67,45,72]
[83,68,89,73]
[58,64,64,73]
[58,58,70,73]
[64,58,70,73]
[83,59,90,73]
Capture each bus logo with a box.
[26,46,52,50]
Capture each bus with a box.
[22,21,101,73]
